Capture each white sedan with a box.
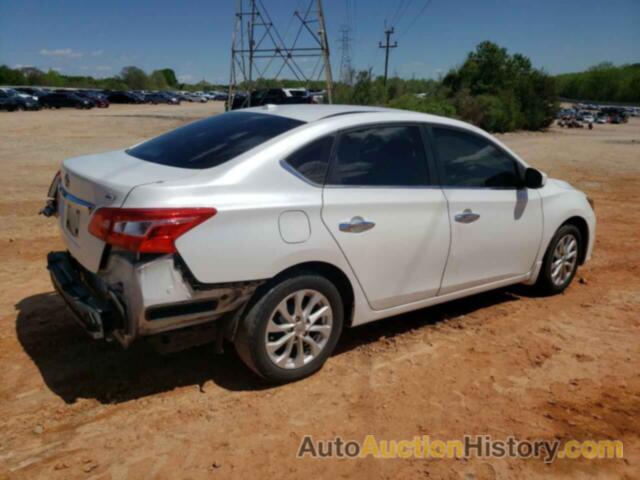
[43,105,596,382]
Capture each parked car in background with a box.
[43,104,595,383]
[596,114,609,124]
[212,91,228,101]
[581,113,595,123]
[231,88,313,110]
[601,107,628,123]
[13,87,48,101]
[146,92,180,105]
[308,89,325,103]
[169,92,188,102]
[76,91,109,108]
[0,89,41,111]
[185,92,207,103]
[40,91,94,109]
[106,91,144,104]
[13,87,48,100]
[3,87,38,102]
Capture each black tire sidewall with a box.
[538,224,581,294]
[235,273,344,383]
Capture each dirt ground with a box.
[0,103,638,479]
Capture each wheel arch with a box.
[561,215,589,264]
[265,261,356,327]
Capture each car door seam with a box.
[319,184,376,311]
[436,187,454,297]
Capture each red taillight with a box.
[88,208,216,253]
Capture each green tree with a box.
[149,70,168,90]
[157,68,178,88]
[444,41,556,130]
[0,65,26,85]
[388,94,456,117]
[42,69,64,87]
[120,66,149,90]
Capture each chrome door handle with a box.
[339,216,376,233]
[454,209,480,224]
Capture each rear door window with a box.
[327,125,430,187]
[127,112,305,169]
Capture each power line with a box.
[393,0,414,28]
[397,0,433,41]
[389,0,405,26]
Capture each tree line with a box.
[1,41,636,132]
[334,41,558,133]
[555,63,640,104]
[0,65,221,92]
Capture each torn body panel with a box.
[48,250,259,347]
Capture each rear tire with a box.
[235,272,343,383]
[536,224,581,295]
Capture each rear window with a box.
[126,111,305,169]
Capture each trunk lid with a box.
[59,149,198,272]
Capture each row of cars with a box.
[229,88,324,109]
[0,87,229,111]
[556,104,636,128]
[104,90,228,105]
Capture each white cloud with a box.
[39,48,83,59]
[91,50,103,56]
[178,74,194,82]
[13,64,34,69]
[96,65,112,71]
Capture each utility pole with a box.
[316,0,333,103]
[378,27,397,86]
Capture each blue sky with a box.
[1,0,638,83]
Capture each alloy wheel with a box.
[550,233,578,286]
[264,289,333,369]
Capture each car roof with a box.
[240,104,384,122]
[239,103,478,131]
[236,103,528,168]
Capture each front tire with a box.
[536,224,581,295]
[235,272,344,383]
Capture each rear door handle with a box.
[339,216,376,233]
[454,209,480,224]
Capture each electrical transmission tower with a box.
[338,26,353,85]
[228,0,334,109]
[378,27,397,86]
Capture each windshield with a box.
[126,111,305,169]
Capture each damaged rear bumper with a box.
[48,251,116,339]
[47,250,260,346]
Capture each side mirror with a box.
[523,167,546,189]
